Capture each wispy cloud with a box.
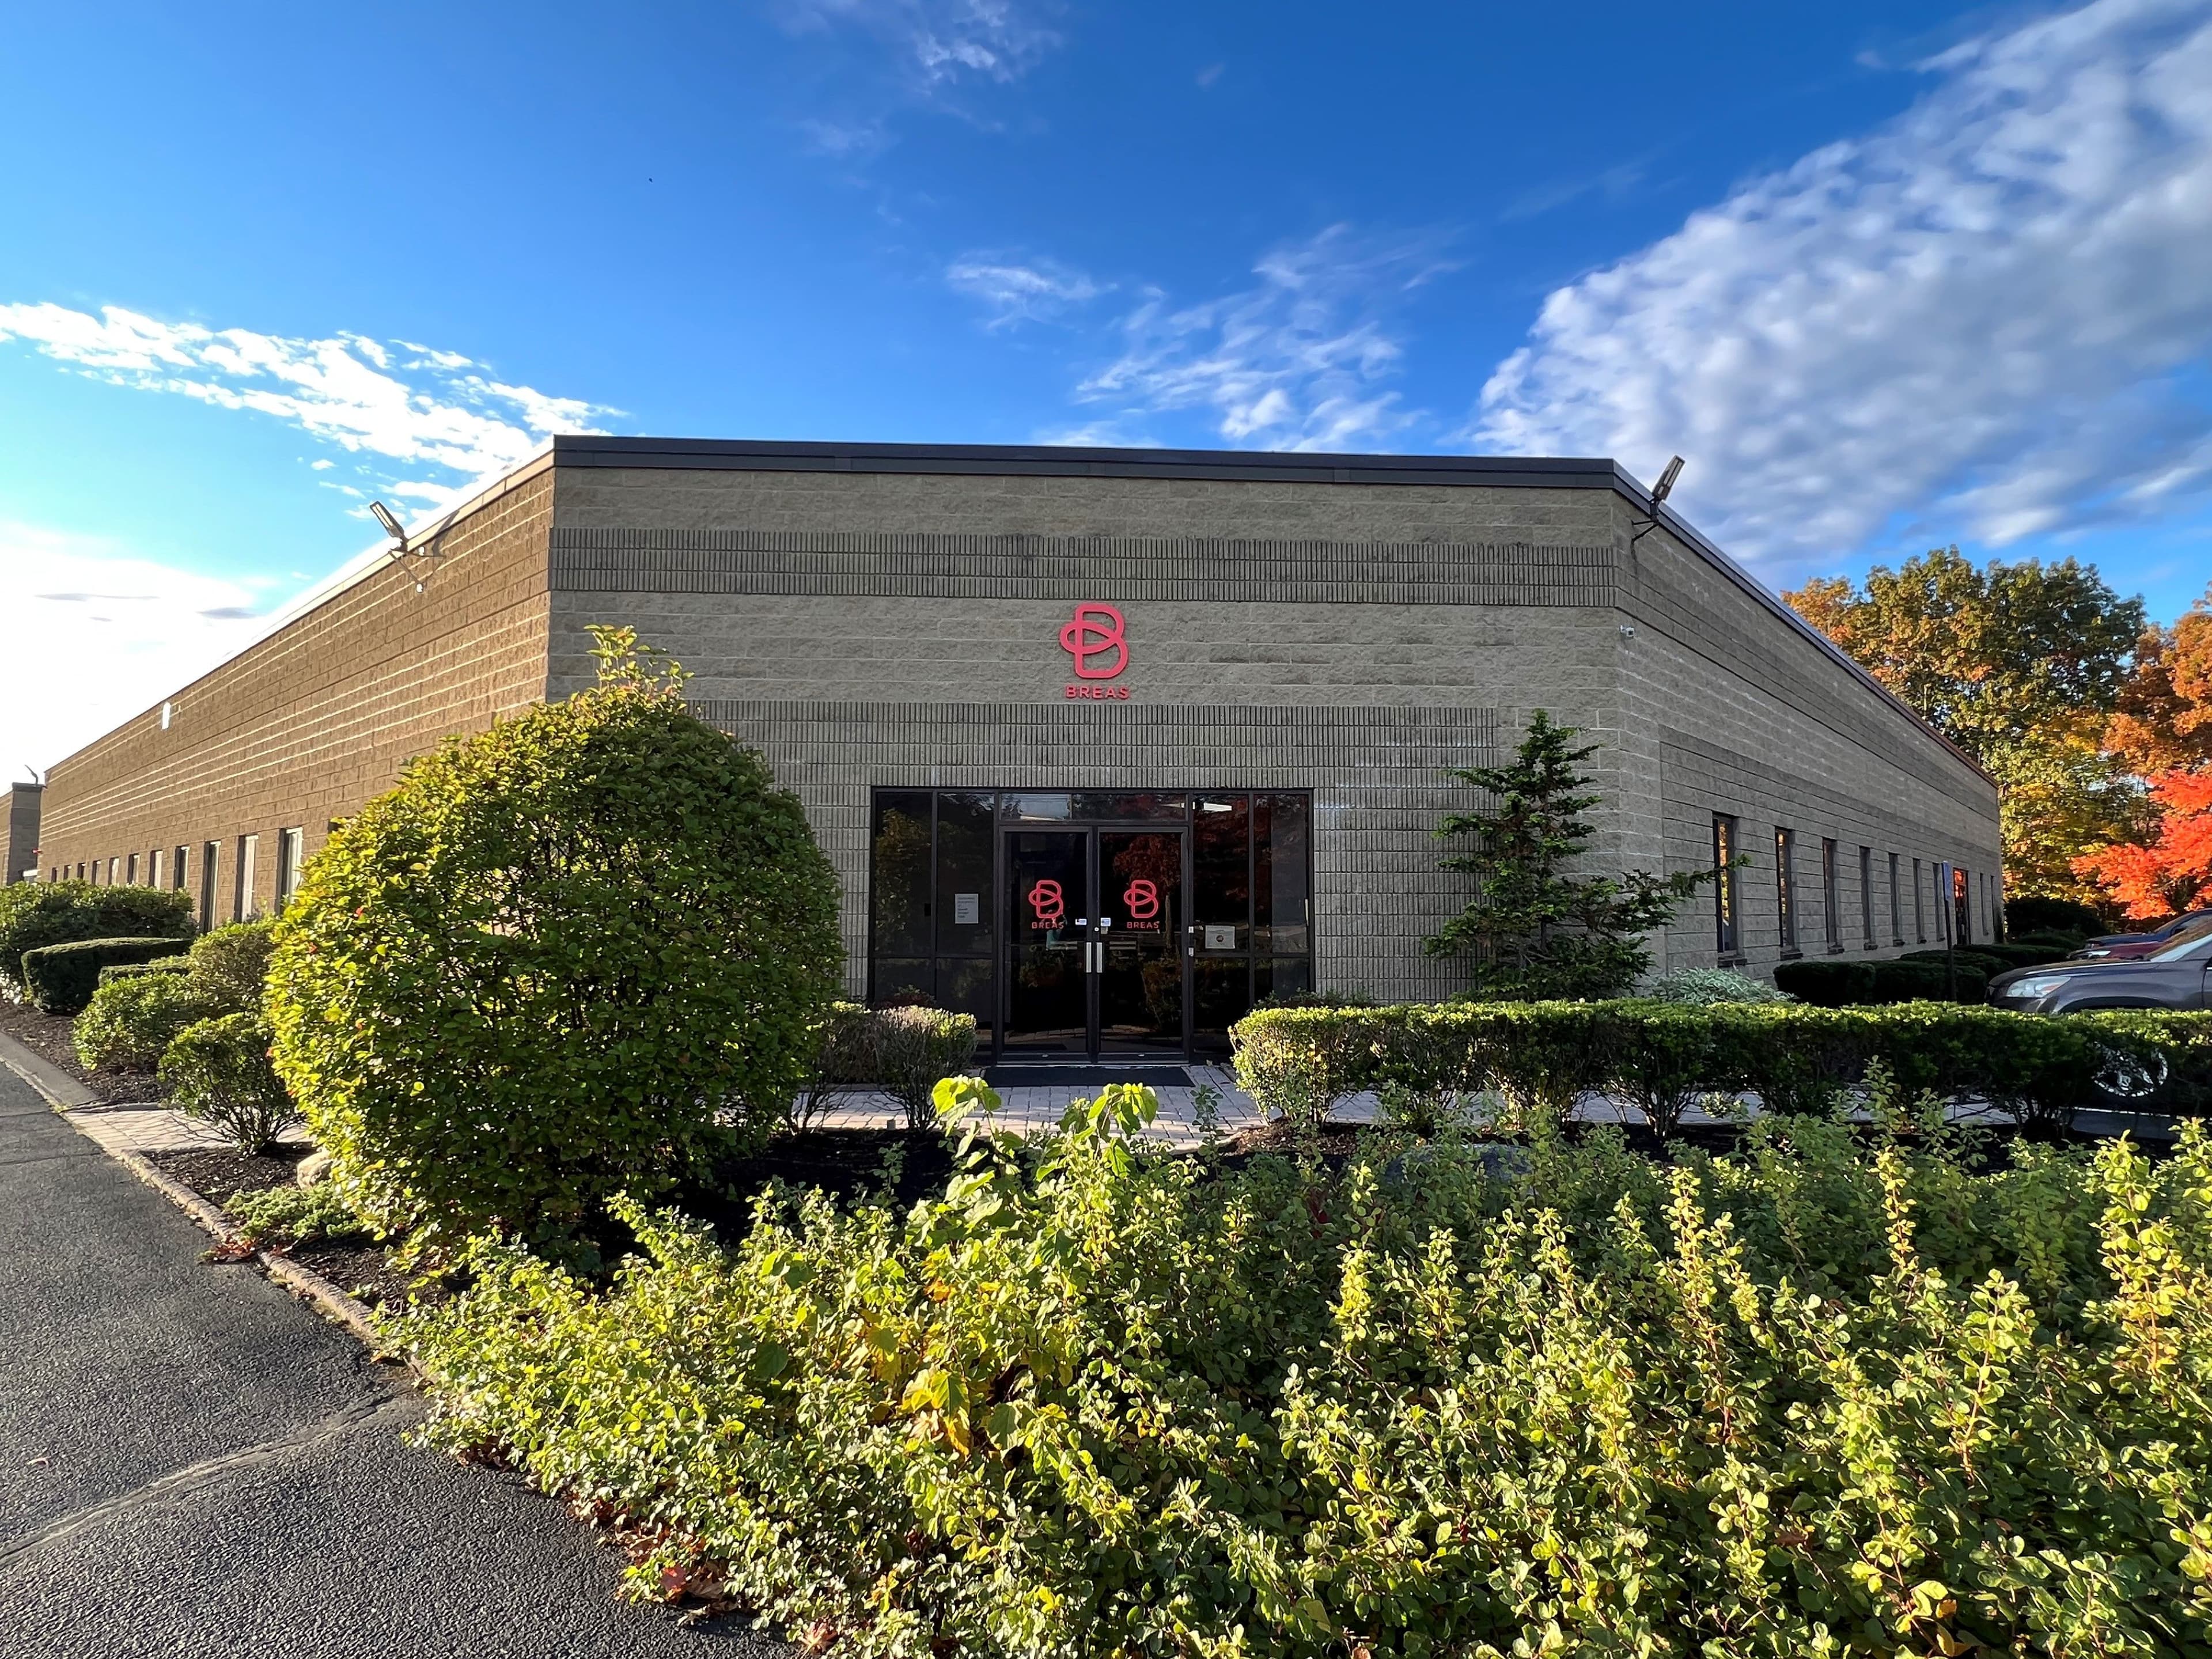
[1470,0,2212,572]
[0,521,276,775]
[946,254,1104,327]
[0,302,608,508]
[778,0,1061,90]
[1072,225,1449,452]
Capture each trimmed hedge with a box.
[1232,998,2212,1134]
[98,956,191,986]
[0,881,192,994]
[22,935,194,1015]
[1775,955,1991,1006]
[160,1013,298,1153]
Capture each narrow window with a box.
[126,853,139,886]
[1775,827,1798,955]
[275,827,305,906]
[1858,846,1874,948]
[1912,858,1926,942]
[1712,814,1740,959]
[234,834,259,922]
[1821,838,1841,951]
[149,849,163,889]
[1952,866,1971,945]
[1888,853,1902,943]
[173,846,188,891]
[200,842,219,932]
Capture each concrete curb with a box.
[0,1026,392,1357]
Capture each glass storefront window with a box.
[870,792,933,959]
[934,791,995,957]
[869,787,1313,1057]
[1255,793,1310,955]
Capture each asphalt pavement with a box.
[0,1064,786,1658]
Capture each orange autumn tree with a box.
[2075,769,2212,919]
[2077,582,2212,918]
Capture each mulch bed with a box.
[0,998,150,1104]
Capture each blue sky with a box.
[5,0,2212,774]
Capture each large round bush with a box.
[266,637,844,1248]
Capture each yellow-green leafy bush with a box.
[160,1012,298,1153]
[74,972,217,1071]
[187,919,276,1010]
[403,1077,2212,1655]
[266,631,843,1253]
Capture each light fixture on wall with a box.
[369,501,438,593]
[1628,456,1685,551]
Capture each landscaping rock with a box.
[296,1148,335,1189]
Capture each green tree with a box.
[266,627,844,1255]
[1785,548,2147,904]
[1425,711,1714,999]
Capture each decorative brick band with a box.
[555,528,1615,607]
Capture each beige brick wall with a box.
[39,467,555,923]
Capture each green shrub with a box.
[266,630,844,1254]
[73,973,216,1071]
[402,1079,2212,1656]
[1772,957,1876,1005]
[1233,999,2212,1137]
[1642,966,1793,1005]
[186,919,276,1011]
[22,935,193,1015]
[1873,956,1990,1003]
[2013,927,2090,951]
[0,880,193,995]
[225,1183,376,1250]
[160,1013,298,1153]
[801,1003,981,1130]
[98,956,191,985]
[2006,895,2104,938]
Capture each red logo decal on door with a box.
[1122,878,1160,925]
[1059,603,1127,680]
[1028,878,1066,929]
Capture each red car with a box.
[2077,910,2212,960]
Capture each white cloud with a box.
[1470,0,2212,571]
[1073,226,1446,452]
[0,302,608,506]
[0,522,277,778]
[779,0,1060,89]
[946,255,1103,326]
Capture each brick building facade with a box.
[37,438,2002,1062]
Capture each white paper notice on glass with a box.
[1205,925,1238,950]
[953,893,981,926]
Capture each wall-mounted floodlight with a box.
[369,500,407,550]
[1630,456,1687,550]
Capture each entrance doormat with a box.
[982,1065,1194,1089]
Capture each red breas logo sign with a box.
[1061,602,1130,699]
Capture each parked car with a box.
[1992,918,2212,1013]
[2075,909,2212,960]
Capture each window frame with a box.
[1820,837,1842,953]
[1711,813,1741,961]
[1775,827,1800,956]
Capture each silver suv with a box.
[1991,915,2212,1013]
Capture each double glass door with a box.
[1005,828,1185,1059]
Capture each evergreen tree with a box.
[1425,711,1715,999]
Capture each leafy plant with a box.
[74,972,216,1071]
[1425,711,1717,999]
[186,919,276,1011]
[265,628,844,1255]
[225,1183,376,1250]
[160,1013,300,1153]
[21,935,193,1014]
[1643,965,1793,1005]
[401,1075,2212,1657]
[0,880,193,997]
[801,1003,981,1131]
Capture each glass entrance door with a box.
[1001,827,1189,1060]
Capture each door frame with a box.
[995,820,1193,1065]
